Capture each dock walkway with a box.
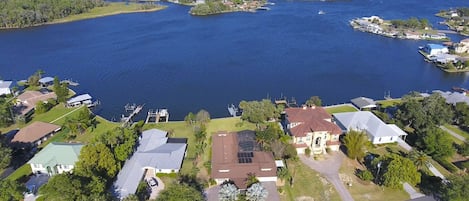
[121,105,144,127]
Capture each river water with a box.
[1,0,469,120]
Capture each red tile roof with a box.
[211,131,277,189]
[285,107,342,137]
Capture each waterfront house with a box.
[404,32,421,40]
[283,106,342,155]
[431,53,458,64]
[11,121,61,148]
[38,77,54,88]
[423,44,449,56]
[28,142,83,175]
[66,94,92,107]
[351,97,377,110]
[432,90,469,105]
[0,80,12,96]
[14,90,57,118]
[333,111,407,144]
[211,131,277,189]
[113,129,187,199]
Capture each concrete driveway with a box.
[143,169,164,200]
[300,152,354,201]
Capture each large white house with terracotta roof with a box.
[283,106,342,155]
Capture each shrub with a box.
[356,169,374,181]
[305,148,311,157]
[434,158,459,173]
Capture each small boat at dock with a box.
[257,6,271,11]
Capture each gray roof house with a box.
[113,129,187,199]
[333,111,407,144]
[38,77,54,87]
[432,90,469,105]
[350,97,377,110]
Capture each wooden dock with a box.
[145,108,169,124]
[121,104,144,127]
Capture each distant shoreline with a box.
[0,3,167,30]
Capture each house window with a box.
[33,164,41,168]
[315,137,321,145]
[379,138,382,142]
[306,137,310,141]
[298,137,303,143]
[390,137,393,141]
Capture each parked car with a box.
[147,177,158,187]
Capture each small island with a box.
[436,7,469,36]
[0,1,166,29]
[188,0,269,16]
[350,16,449,41]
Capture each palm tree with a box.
[342,130,368,160]
[409,150,431,170]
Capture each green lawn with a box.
[376,99,402,108]
[325,105,358,114]
[443,124,469,140]
[282,160,341,201]
[6,164,32,182]
[52,3,166,24]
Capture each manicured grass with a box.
[281,160,341,201]
[325,105,358,114]
[33,105,83,125]
[340,158,410,201]
[443,124,469,140]
[6,163,32,181]
[73,116,119,143]
[428,158,452,177]
[52,3,166,24]
[376,99,402,108]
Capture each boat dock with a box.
[145,108,169,123]
[228,104,240,117]
[61,79,79,86]
[256,7,271,11]
[121,104,144,127]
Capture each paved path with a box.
[427,163,446,180]
[396,138,413,151]
[440,125,466,142]
[49,105,84,123]
[403,182,425,199]
[300,153,354,201]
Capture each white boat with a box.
[318,10,325,15]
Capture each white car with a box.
[147,177,158,187]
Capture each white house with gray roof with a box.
[351,97,377,110]
[333,111,407,144]
[27,142,83,175]
[113,129,187,200]
[0,80,12,96]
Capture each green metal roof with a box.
[28,142,84,167]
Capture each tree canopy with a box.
[0,0,105,28]
[39,173,109,201]
[416,127,455,159]
[0,179,25,201]
[441,175,469,201]
[305,96,322,107]
[53,76,69,103]
[75,142,119,179]
[0,143,12,169]
[239,99,281,124]
[373,154,421,189]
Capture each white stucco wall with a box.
[0,88,11,96]
[370,135,398,144]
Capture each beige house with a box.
[284,106,342,155]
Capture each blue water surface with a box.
[1,0,469,120]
